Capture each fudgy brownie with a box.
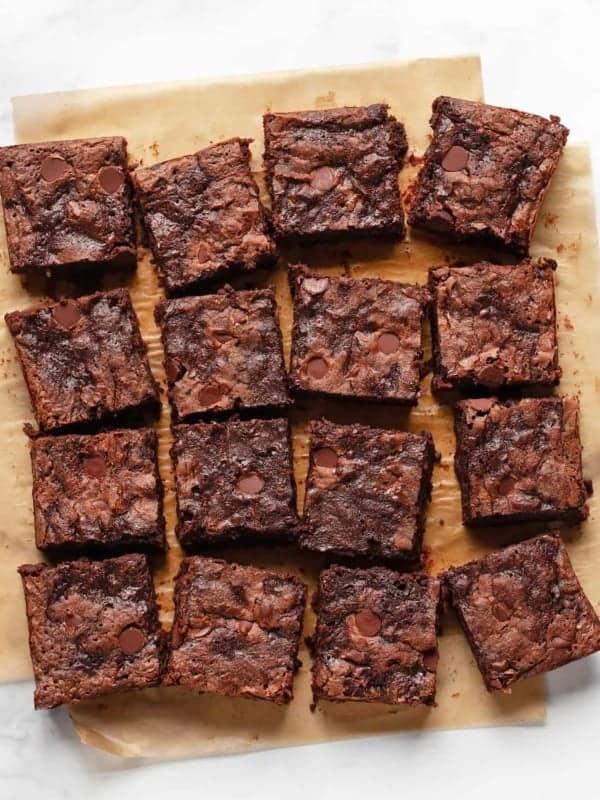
[172,418,298,548]
[408,97,569,252]
[312,566,441,705]
[445,533,600,692]
[31,428,166,555]
[263,105,407,240]
[454,396,588,526]
[0,137,136,274]
[429,259,560,392]
[155,286,288,421]
[289,266,429,404]
[133,138,275,294]
[5,289,159,432]
[300,419,435,561]
[164,556,306,703]
[19,554,163,709]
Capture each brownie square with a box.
[172,418,298,548]
[445,533,600,692]
[289,266,429,404]
[19,554,163,709]
[454,396,588,526]
[5,289,159,432]
[31,428,166,555]
[133,138,276,294]
[312,566,441,705]
[155,286,288,421]
[263,105,407,241]
[408,97,569,252]
[300,419,435,561]
[429,259,560,392]
[164,556,306,703]
[0,137,136,274]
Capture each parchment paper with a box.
[3,55,598,758]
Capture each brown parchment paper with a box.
[3,54,599,758]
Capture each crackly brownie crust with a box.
[172,418,298,548]
[5,289,159,432]
[429,259,560,392]
[0,137,136,274]
[289,266,429,404]
[300,419,435,561]
[31,428,166,555]
[133,138,276,294]
[263,105,407,241]
[454,396,588,526]
[408,97,569,252]
[155,286,288,421]
[19,554,163,709]
[312,566,440,705]
[164,556,306,703]
[445,534,600,692]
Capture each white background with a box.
[1,1,599,798]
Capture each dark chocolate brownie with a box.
[164,556,306,703]
[133,138,275,294]
[408,97,569,252]
[289,266,429,404]
[172,418,298,548]
[31,428,166,555]
[300,419,435,561]
[0,137,136,274]
[445,533,600,692]
[312,566,441,705]
[5,289,159,432]
[454,396,588,526]
[19,554,163,709]
[429,259,560,393]
[155,286,288,421]
[263,105,407,240]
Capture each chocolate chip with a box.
[310,166,337,192]
[237,620,253,634]
[118,626,146,654]
[83,456,106,479]
[354,609,382,636]
[307,357,328,379]
[165,358,183,383]
[479,365,505,388]
[497,476,515,496]
[302,277,329,295]
[195,626,211,638]
[52,300,81,330]
[313,447,338,468]
[98,165,125,193]
[423,649,438,671]
[441,145,469,172]
[468,398,494,413]
[41,155,69,182]
[492,603,511,622]
[237,472,264,494]
[377,332,400,354]
[197,385,223,407]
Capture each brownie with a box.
[445,533,600,692]
[408,97,569,252]
[133,138,276,294]
[0,137,136,274]
[31,428,166,555]
[19,554,163,709]
[311,566,441,705]
[164,556,306,703]
[263,105,407,241]
[5,288,159,432]
[171,418,298,548]
[454,396,588,526]
[429,259,560,393]
[300,419,435,561]
[289,266,429,404]
[155,286,288,421]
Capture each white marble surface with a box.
[1,1,600,797]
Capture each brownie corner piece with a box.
[164,556,306,703]
[0,136,136,275]
[300,419,434,561]
[454,396,587,526]
[133,138,276,293]
[18,554,162,709]
[445,533,600,692]
[289,266,429,404]
[263,104,407,241]
[155,285,288,421]
[408,96,569,252]
[312,565,441,705]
